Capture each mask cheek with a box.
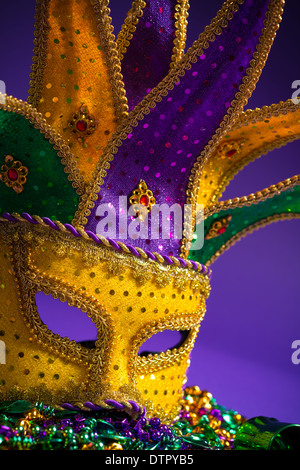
[131,307,205,422]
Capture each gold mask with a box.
[0,0,299,427]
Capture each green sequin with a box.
[0,109,79,222]
[189,185,300,265]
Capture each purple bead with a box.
[150,429,162,441]
[0,426,13,438]
[138,417,147,427]
[149,417,160,428]
[211,409,223,420]
[140,432,150,442]
[124,430,134,439]
[159,425,169,434]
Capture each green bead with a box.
[46,424,57,435]
[173,438,182,450]
[30,424,41,436]
[62,426,74,437]
[94,441,104,450]
[79,431,90,443]
[182,425,193,435]
[84,418,97,429]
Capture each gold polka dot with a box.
[52,97,59,103]
[46,83,52,89]
[45,112,51,118]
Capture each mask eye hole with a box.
[138,330,190,356]
[35,291,98,348]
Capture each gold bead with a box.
[105,442,123,450]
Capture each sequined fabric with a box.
[84,0,277,256]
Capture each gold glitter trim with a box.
[205,213,300,266]
[131,306,205,376]
[74,0,285,256]
[170,0,190,66]
[205,100,300,206]
[203,175,300,220]
[91,0,129,122]
[27,0,50,108]
[116,0,146,61]
[0,95,85,196]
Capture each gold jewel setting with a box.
[129,180,156,221]
[0,155,28,194]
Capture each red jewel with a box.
[76,120,88,132]
[140,194,149,206]
[226,149,237,157]
[7,168,19,181]
[217,226,227,235]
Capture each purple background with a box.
[1,1,299,423]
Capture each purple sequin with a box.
[122,0,180,111]
[86,1,269,257]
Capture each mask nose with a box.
[89,331,143,408]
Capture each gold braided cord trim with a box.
[28,0,128,123]
[184,0,285,257]
[73,0,284,256]
[0,384,144,417]
[204,175,300,219]
[27,0,50,108]
[91,0,129,122]
[170,0,190,67]
[200,100,300,207]
[205,212,300,267]
[235,99,300,127]
[210,136,300,207]
[132,307,206,376]
[116,0,189,65]
[116,0,146,61]
[0,214,211,278]
[0,94,85,195]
